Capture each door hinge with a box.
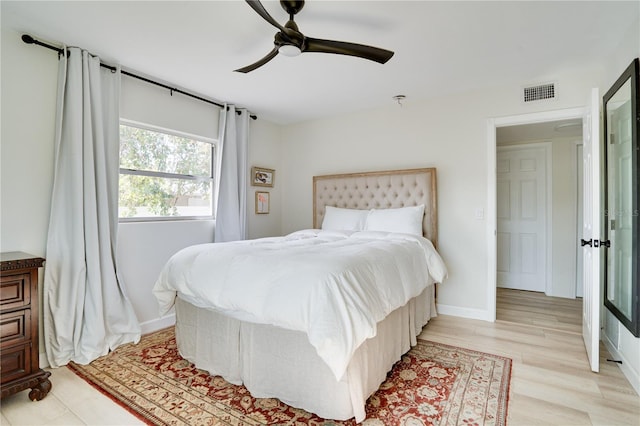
[581,238,593,247]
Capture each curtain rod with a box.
[21,34,257,120]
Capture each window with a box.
[119,122,215,220]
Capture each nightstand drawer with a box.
[0,252,48,400]
[0,343,32,384]
[0,274,31,311]
[0,309,31,347]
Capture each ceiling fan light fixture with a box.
[278,44,302,57]
[236,0,394,72]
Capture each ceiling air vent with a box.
[523,83,556,102]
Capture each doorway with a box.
[487,108,585,323]
[495,120,582,329]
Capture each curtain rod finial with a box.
[21,34,35,44]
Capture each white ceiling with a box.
[497,119,583,145]
[2,1,638,125]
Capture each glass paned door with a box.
[606,79,633,319]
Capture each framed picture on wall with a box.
[251,166,275,187]
[255,191,270,214]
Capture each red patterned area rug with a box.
[68,327,511,426]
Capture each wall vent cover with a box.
[523,83,556,102]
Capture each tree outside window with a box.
[119,124,214,219]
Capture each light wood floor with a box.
[2,307,638,425]
[496,287,583,334]
[420,315,639,425]
[423,288,639,425]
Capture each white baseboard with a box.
[40,352,49,369]
[140,314,176,335]
[603,334,640,396]
[436,304,492,321]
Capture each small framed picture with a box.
[251,166,275,187]
[255,191,270,214]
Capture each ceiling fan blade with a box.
[245,0,286,32]
[304,38,394,64]
[235,47,279,73]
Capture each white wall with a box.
[1,29,57,256]
[279,66,603,319]
[121,73,220,138]
[247,119,282,239]
[117,220,215,333]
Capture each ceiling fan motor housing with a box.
[280,0,305,16]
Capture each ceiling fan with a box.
[235,0,394,73]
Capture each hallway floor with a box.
[496,287,582,334]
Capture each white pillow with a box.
[321,206,369,231]
[364,204,425,236]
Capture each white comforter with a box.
[153,229,447,380]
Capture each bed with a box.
[153,168,445,423]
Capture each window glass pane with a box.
[119,124,214,219]
[120,125,212,177]
[119,174,212,218]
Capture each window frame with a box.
[118,119,217,222]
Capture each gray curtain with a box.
[214,104,249,242]
[43,47,140,367]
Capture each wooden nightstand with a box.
[0,252,51,400]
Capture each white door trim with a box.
[487,107,584,322]
[497,142,552,294]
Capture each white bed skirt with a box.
[174,285,436,422]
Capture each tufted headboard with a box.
[313,168,438,245]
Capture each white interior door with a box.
[497,145,547,292]
[582,88,601,373]
[576,144,584,298]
